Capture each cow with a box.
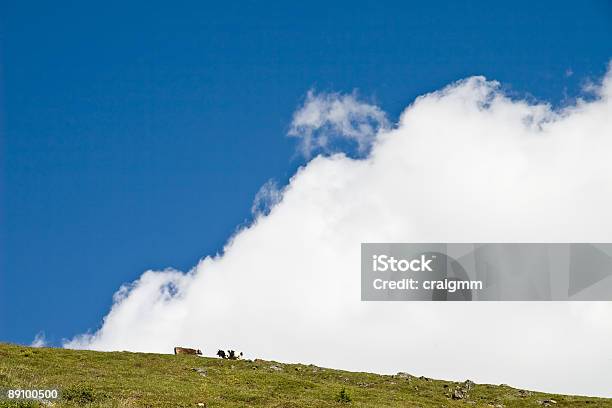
[216,349,243,360]
[227,350,243,360]
[174,347,202,356]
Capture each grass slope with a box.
[0,343,610,407]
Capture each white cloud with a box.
[288,90,389,157]
[66,64,612,398]
[31,331,47,348]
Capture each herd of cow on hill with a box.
[173,346,243,360]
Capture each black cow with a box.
[227,350,243,360]
[217,349,243,360]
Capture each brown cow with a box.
[174,347,202,356]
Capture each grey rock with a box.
[269,364,283,372]
[395,372,414,380]
[191,367,207,376]
[452,389,465,400]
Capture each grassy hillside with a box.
[0,343,610,407]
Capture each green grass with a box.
[0,343,609,407]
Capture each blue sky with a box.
[1,1,611,346]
